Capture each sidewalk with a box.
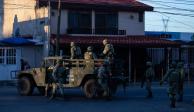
[0,80,17,87]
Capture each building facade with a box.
[0,0,180,81]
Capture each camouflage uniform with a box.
[102,39,115,63]
[144,61,155,98]
[84,46,97,60]
[177,62,185,102]
[97,61,111,98]
[160,62,178,108]
[50,60,66,99]
[70,42,82,59]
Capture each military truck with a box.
[17,56,127,99]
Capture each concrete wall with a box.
[50,9,68,34]
[119,12,145,35]
[21,46,43,68]
[2,0,48,38]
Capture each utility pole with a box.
[56,0,61,56]
[162,17,169,32]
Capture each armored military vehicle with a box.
[17,56,127,99]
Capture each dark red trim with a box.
[50,35,180,48]
[37,0,153,11]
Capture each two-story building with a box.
[0,0,179,81]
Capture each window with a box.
[6,48,16,64]
[0,48,16,65]
[95,12,118,35]
[0,49,4,64]
[68,11,92,34]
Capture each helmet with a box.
[70,42,75,47]
[103,39,108,45]
[87,46,92,52]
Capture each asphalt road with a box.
[0,83,194,112]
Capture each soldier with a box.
[177,61,185,102]
[70,42,82,59]
[45,67,55,97]
[97,60,112,100]
[141,61,155,98]
[102,39,115,63]
[50,60,66,100]
[84,46,97,60]
[160,61,179,108]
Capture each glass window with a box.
[0,49,5,64]
[95,12,118,35]
[6,48,16,65]
[68,11,92,34]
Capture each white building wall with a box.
[118,12,145,35]
[2,0,48,38]
[51,10,68,34]
[21,46,43,68]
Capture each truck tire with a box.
[17,77,34,96]
[84,79,97,99]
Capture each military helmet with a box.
[70,42,75,47]
[87,46,93,52]
[103,39,108,45]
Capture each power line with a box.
[154,7,194,13]
[156,11,194,29]
[176,0,194,3]
[153,11,194,17]
[146,24,193,30]
[140,0,194,6]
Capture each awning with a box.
[51,35,180,47]
[0,37,35,46]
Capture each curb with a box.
[0,80,17,87]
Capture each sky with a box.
[139,0,194,33]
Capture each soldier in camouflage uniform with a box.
[142,61,155,98]
[50,60,66,100]
[160,61,178,108]
[70,42,82,59]
[98,60,112,99]
[177,61,185,102]
[102,39,115,63]
[84,46,97,60]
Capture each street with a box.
[0,83,194,112]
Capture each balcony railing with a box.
[67,28,126,35]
